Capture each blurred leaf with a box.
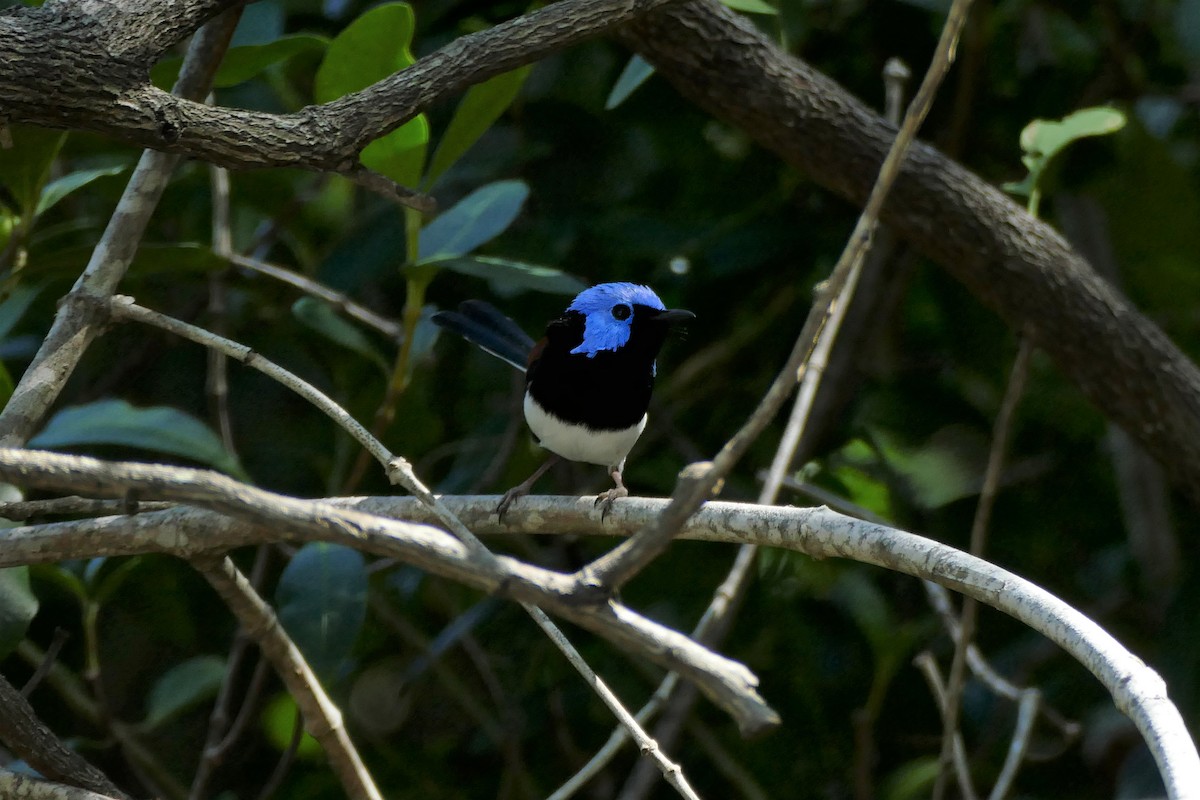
[315,2,427,186]
[427,65,533,186]
[152,34,329,90]
[720,0,779,14]
[292,297,389,373]
[0,567,37,660]
[1175,0,1200,65]
[0,362,12,408]
[1019,107,1126,174]
[0,285,40,343]
[418,180,529,261]
[605,55,656,110]
[143,655,227,729]
[360,117,428,189]
[36,165,127,218]
[419,255,585,297]
[91,557,146,605]
[0,126,66,216]
[873,425,987,510]
[29,399,248,480]
[30,564,86,604]
[881,757,941,800]
[276,543,367,680]
[828,571,894,653]
[261,693,322,758]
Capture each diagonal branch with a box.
[618,0,1200,506]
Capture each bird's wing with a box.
[431,300,535,373]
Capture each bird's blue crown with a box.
[567,282,665,358]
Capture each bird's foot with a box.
[496,485,528,523]
[594,485,628,521]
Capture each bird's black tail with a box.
[431,300,535,373]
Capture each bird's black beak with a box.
[654,308,696,324]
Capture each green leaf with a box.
[0,567,37,660]
[315,2,428,187]
[0,126,67,216]
[605,55,656,111]
[36,165,127,218]
[314,3,415,102]
[291,297,389,373]
[420,256,586,297]
[720,0,779,14]
[29,399,248,480]
[276,543,367,680]
[882,758,941,800]
[427,65,533,186]
[418,180,529,261]
[151,34,329,90]
[360,118,428,189]
[143,655,227,729]
[0,285,43,342]
[261,693,322,758]
[1019,107,1126,168]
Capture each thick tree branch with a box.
[0,449,778,736]
[618,0,1200,505]
[2,491,1198,797]
[0,0,682,174]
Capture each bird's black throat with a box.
[526,307,675,431]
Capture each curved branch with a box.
[617,0,1200,506]
[2,489,1198,796]
[0,0,683,173]
[0,449,778,737]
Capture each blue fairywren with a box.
[432,283,694,519]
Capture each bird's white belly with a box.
[524,392,646,468]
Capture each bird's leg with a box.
[497,455,560,522]
[594,463,630,521]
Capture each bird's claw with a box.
[496,487,528,523]
[594,486,629,521]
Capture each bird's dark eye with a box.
[612,304,631,321]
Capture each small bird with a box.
[432,282,694,519]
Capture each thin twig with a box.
[934,333,1034,800]
[20,629,70,698]
[914,652,979,800]
[988,688,1041,800]
[525,604,702,800]
[228,253,403,341]
[0,497,173,521]
[194,555,384,800]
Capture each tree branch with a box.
[2,486,1198,795]
[0,0,683,175]
[618,0,1200,506]
[0,449,778,737]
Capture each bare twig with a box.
[914,652,979,800]
[20,629,70,698]
[194,555,384,800]
[934,332,1034,800]
[525,604,702,800]
[0,497,173,520]
[228,253,403,342]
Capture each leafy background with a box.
[0,0,1199,797]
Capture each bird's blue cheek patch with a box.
[570,315,632,357]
